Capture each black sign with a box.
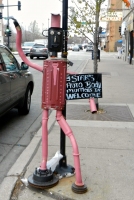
[66,73,102,100]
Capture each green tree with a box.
[69,0,106,73]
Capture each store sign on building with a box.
[100,12,122,21]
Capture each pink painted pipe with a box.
[56,110,84,186]
[15,26,43,72]
[40,110,49,170]
[51,14,61,27]
[89,98,97,113]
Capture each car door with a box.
[0,55,11,115]
[0,47,26,105]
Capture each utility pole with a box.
[7,0,9,48]
[59,0,68,169]
[48,18,49,29]
[56,0,75,176]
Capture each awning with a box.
[117,40,122,43]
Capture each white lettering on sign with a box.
[66,73,102,100]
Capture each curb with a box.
[0,110,56,200]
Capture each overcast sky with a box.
[2,0,107,37]
[2,0,73,30]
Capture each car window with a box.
[33,44,45,48]
[23,42,35,46]
[0,47,19,71]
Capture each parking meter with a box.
[48,27,63,52]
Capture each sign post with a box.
[55,0,75,176]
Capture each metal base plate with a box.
[72,183,87,194]
[28,174,59,189]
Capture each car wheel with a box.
[30,56,33,59]
[18,85,31,115]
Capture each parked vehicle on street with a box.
[0,45,34,117]
[82,44,88,49]
[30,43,48,59]
[72,45,80,51]
[78,44,83,50]
[86,45,93,52]
[67,44,72,50]
[22,41,35,56]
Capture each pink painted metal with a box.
[42,59,66,110]
[15,26,43,72]
[89,98,97,113]
[40,110,49,170]
[51,14,61,27]
[56,110,84,186]
[14,13,86,189]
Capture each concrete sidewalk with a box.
[1,51,134,200]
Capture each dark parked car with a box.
[30,43,48,59]
[78,44,83,50]
[0,45,34,117]
[86,46,93,52]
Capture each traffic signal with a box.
[119,26,121,36]
[0,12,2,19]
[6,26,10,36]
[4,31,7,37]
[5,26,12,37]
[99,26,102,33]
[18,1,21,10]
[9,30,12,36]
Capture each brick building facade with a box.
[105,0,122,52]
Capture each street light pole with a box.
[48,18,49,29]
[59,0,68,168]
[7,0,9,48]
[56,0,75,176]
